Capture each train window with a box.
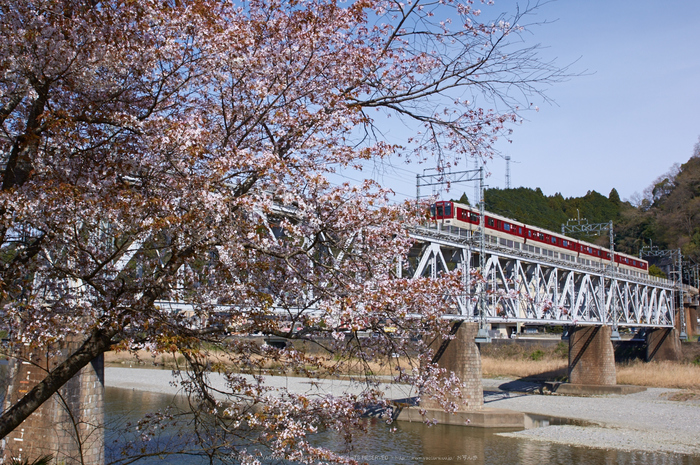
[470,213,479,222]
[518,227,523,234]
[562,240,568,247]
[551,237,557,244]
[436,205,443,217]
[444,203,452,216]
[504,223,510,231]
[430,205,436,217]
[487,218,494,227]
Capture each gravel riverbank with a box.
[106,367,700,457]
[481,378,700,456]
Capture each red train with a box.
[430,200,648,277]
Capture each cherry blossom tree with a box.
[0,0,564,460]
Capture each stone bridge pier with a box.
[2,341,105,465]
[646,328,682,361]
[558,325,647,395]
[568,325,617,386]
[396,321,524,428]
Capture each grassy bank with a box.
[481,355,700,389]
[616,360,700,389]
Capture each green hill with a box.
[460,187,623,249]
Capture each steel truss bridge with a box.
[403,225,677,329]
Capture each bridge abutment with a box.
[568,325,616,386]
[2,341,105,465]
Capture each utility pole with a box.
[415,167,491,343]
[475,167,490,343]
[562,218,619,340]
[505,156,511,189]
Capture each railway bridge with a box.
[3,216,697,460]
[402,222,695,419]
[407,223,679,333]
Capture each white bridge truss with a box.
[404,227,676,328]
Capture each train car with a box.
[429,200,648,277]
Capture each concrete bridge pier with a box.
[396,321,524,428]
[2,341,105,465]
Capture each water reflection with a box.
[105,388,700,465]
[105,387,206,465]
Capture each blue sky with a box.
[335,0,700,204]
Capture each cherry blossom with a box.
[0,0,563,459]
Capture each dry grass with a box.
[481,356,567,380]
[482,356,700,390]
[106,349,700,390]
[104,349,417,378]
[616,360,700,389]
[105,350,186,368]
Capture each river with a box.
[105,387,700,465]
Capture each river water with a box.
[105,387,699,465]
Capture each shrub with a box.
[554,341,568,358]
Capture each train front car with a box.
[430,200,455,221]
[428,200,484,240]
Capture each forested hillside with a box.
[460,137,700,265]
[484,187,621,242]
